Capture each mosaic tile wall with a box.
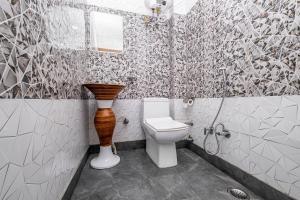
[0,99,89,200]
[0,0,88,99]
[2,0,298,100]
[185,0,300,98]
[85,7,172,99]
[0,0,178,99]
[170,14,188,99]
[172,96,300,199]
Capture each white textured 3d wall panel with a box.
[0,99,89,200]
[172,96,300,199]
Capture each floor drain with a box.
[227,188,250,199]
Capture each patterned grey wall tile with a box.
[170,14,188,99]
[0,1,175,99]
[184,0,300,98]
[0,0,88,99]
[85,6,172,99]
[0,0,29,23]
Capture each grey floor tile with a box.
[71,149,264,200]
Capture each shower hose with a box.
[203,69,227,156]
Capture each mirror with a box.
[90,12,124,53]
[46,7,85,50]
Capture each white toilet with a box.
[142,98,189,168]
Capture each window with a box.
[90,12,123,53]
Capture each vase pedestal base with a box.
[90,146,120,169]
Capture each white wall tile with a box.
[18,103,38,135]
[0,103,22,137]
[0,99,89,200]
[0,108,7,130]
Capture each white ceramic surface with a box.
[97,100,113,108]
[142,98,189,168]
[0,99,89,200]
[90,146,120,169]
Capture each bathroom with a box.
[0,0,299,199]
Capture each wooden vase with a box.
[94,108,116,147]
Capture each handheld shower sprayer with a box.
[203,67,231,156]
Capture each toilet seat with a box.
[145,117,189,132]
[143,117,189,144]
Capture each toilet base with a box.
[90,146,120,169]
[146,135,178,168]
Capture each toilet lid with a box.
[145,117,189,132]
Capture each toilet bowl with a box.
[142,98,189,168]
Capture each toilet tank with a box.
[142,98,170,120]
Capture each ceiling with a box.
[85,0,198,15]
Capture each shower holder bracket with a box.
[204,127,214,135]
